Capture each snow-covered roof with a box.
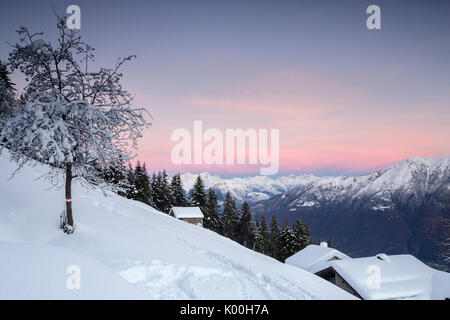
[287,244,450,300]
[329,254,448,300]
[285,244,351,273]
[170,207,204,219]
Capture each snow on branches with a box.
[0,15,151,233]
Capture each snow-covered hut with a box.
[169,207,204,226]
[319,254,450,300]
[287,245,450,300]
[285,242,351,273]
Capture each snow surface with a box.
[285,245,351,274]
[287,246,450,300]
[330,255,450,300]
[0,152,355,300]
[0,242,148,299]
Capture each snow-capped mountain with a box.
[180,172,319,205]
[253,157,450,270]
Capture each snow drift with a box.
[0,152,355,299]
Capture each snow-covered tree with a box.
[222,192,240,241]
[238,201,254,248]
[439,217,450,271]
[101,155,130,198]
[189,175,207,211]
[0,17,151,233]
[279,222,297,262]
[249,219,261,251]
[292,218,312,251]
[170,173,188,207]
[0,61,16,130]
[150,172,158,205]
[153,170,172,213]
[124,163,138,199]
[269,216,281,260]
[134,162,153,206]
[205,188,221,233]
[258,214,270,254]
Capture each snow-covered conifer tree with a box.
[279,222,297,262]
[204,188,221,233]
[170,173,188,207]
[189,175,207,211]
[258,214,270,254]
[134,162,153,206]
[238,201,254,248]
[222,192,240,241]
[0,61,17,130]
[292,218,311,251]
[269,216,281,260]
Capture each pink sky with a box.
[133,69,450,177]
[3,1,449,177]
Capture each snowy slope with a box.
[0,242,149,299]
[0,152,355,299]
[180,172,318,205]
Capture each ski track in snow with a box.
[113,237,315,300]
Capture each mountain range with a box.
[181,157,450,269]
[180,171,318,205]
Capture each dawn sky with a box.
[1,0,449,177]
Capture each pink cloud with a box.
[133,69,449,176]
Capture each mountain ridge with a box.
[180,156,450,206]
[252,156,450,270]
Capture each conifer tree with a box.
[269,216,281,260]
[238,201,254,248]
[134,162,153,206]
[152,171,163,211]
[327,239,332,248]
[150,172,158,205]
[303,224,312,247]
[101,156,129,198]
[280,222,297,262]
[259,214,270,254]
[155,170,172,213]
[189,175,207,212]
[0,61,14,89]
[124,164,137,199]
[249,219,261,251]
[292,218,310,251]
[0,61,16,133]
[205,188,221,233]
[222,192,240,241]
[170,173,188,207]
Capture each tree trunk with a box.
[64,163,74,233]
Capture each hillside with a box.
[0,152,354,299]
[253,157,450,269]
